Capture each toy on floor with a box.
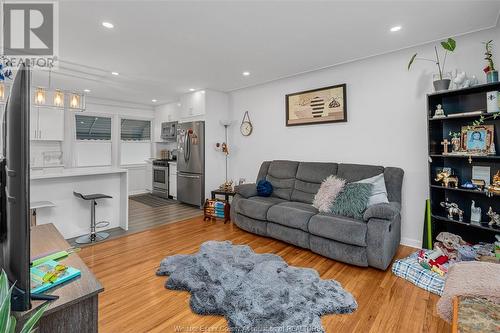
[417,248,449,276]
[433,232,466,261]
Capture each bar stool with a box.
[73,191,112,244]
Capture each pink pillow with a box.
[312,176,346,213]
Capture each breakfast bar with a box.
[30,167,128,239]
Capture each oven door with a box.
[152,166,168,191]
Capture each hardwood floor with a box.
[79,217,449,333]
[68,198,202,246]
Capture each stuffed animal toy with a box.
[433,232,466,260]
[417,249,449,276]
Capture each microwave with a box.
[161,121,177,140]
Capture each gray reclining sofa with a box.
[231,160,404,270]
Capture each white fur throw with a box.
[313,176,346,213]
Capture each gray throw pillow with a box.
[356,173,389,207]
[331,183,373,220]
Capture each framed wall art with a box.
[285,84,347,126]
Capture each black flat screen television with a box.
[0,63,31,311]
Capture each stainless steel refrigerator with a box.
[177,121,205,207]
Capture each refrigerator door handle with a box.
[178,173,200,179]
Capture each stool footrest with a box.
[95,221,110,228]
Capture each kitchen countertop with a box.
[30,167,127,180]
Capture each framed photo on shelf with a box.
[460,125,495,155]
[285,84,347,126]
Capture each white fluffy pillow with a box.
[356,173,389,207]
[313,176,346,213]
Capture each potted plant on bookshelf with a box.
[408,38,457,91]
[0,270,48,333]
[483,40,498,83]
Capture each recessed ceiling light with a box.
[102,22,114,29]
[83,89,91,93]
[200,90,205,94]
[242,71,250,76]
[189,88,195,92]
[111,71,119,76]
[390,25,402,32]
[152,99,157,103]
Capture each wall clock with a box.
[240,111,253,136]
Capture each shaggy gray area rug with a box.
[156,241,357,333]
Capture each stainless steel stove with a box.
[152,159,171,198]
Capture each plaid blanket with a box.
[392,250,445,296]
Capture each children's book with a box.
[30,260,81,294]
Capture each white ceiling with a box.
[32,0,500,107]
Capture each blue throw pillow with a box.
[257,180,273,197]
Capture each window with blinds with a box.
[75,115,112,140]
[120,119,151,141]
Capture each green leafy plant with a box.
[483,40,495,73]
[0,270,48,333]
[449,131,461,139]
[408,38,457,80]
[467,112,500,130]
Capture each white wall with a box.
[228,24,500,247]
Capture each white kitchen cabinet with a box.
[30,107,65,141]
[169,163,177,199]
[145,160,153,192]
[180,91,205,118]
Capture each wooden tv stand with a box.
[15,224,103,332]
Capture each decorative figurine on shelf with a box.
[218,180,234,193]
[461,181,478,190]
[472,179,487,191]
[470,201,482,225]
[440,200,464,221]
[453,71,478,89]
[487,170,500,195]
[435,170,459,188]
[487,207,500,227]
[449,131,461,154]
[440,139,450,155]
[433,104,446,119]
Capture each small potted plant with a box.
[483,40,498,83]
[408,38,457,91]
[0,270,48,332]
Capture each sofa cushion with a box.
[267,202,318,231]
[337,163,384,183]
[266,160,299,200]
[235,196,285,221]
[291,162,338,204]
[308,213,368,247]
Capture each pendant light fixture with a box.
[53,89,64,107]
[0,83,5,101]
[35,87,46,105]
[69,93,81,109]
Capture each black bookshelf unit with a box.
[427,81,500,244]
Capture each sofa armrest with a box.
[363,202,401,222]
[234,183,258,198]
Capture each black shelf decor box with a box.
[427,82,500,244]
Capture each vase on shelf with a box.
[433,72,452,91]
[486,70,499,83]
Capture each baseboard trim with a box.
[400,237,421,249]
[129,190,150,196]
